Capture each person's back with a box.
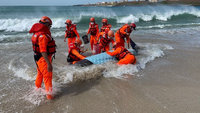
[107,43,136,65]
[115,23,136,48]
[67,40,86,64]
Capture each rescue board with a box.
[75,49,137,67]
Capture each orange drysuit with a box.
[87,23,99,51]
[65,24,80,48]
[115,24,132,48]
[98,32,114,52]
[29,23,56,100]
[107,46,136,65]
[67,43,86,64]
[36,54,53,99]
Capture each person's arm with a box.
[38,35,52,72]
[96,25,99,37]
[80,48,88,53]
[74,29,80,39]
[71,49,86,60]
[97,32,103,44]
[41,52,52,72]
[100,26,103,32]
[126,36,130,49]
[106,47,121,56]
[87,25,91,35]
[110,38,115,44]
[119,26,127,35]
[99,38,103,48]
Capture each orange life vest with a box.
[100,24,111,32]
[31,33,56,56]
[115,46,132,60]
[65,24,77,38]
[99,34,111,47]
[89,23,98,35]
[68,43,81,62]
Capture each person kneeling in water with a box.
[107,42,136,65]
[67,39,86,64]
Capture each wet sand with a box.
[27,36,200,113]
[0,31,199,112]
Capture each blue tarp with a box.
[85,49,137,64]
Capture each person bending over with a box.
[67,39,86,64]
[107,42,136,65]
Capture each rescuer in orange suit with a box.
[115,23,136,48]
[100,18,112,32]
[107,42,136,65]
[64,19,80,50]
[98,30,114,52]
[86,17,99,51]
[67,39,86,64]
[29,16,56,100]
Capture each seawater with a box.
[0,5,200,42]
[0,4,200,112]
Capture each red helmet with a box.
[130,23,136,29]
[102,18,108,24]
[65,19,72,25]
[90,17,95,22]
[40,16,52,25]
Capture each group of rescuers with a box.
[29,16,137,100]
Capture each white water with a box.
[0,5,200,32]
[8,58,35,81]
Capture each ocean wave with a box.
[1,5,200,32]
[0,34,9,41]
[117,5,200,23]
[8,58,35,81]
[0,15,108,32]
[52,29,87,38]
[117,14,139,23]
[137,23,200,29]
[0,33,30,43]
[0,18,67,32]
[117,12,200,24]
[0,18,37,32]
[137,43,173,69]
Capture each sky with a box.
[0,0,118,6]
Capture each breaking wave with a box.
[0,5,200,32]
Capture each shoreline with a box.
[1,27,200,112]
[75,1,200,7]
